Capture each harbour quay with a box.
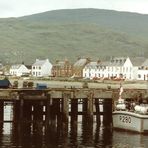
[0,79,147,131]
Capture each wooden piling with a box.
[45,93,51,127]
[33,101,43,122]
[0,101,4,122]
[19,93,24,121]
[13,100,20,122]
[62,92,69,123]
[23,100,32,121]
[103,99,112,126]
[83,92,94,124]
[82,98,87,124]
[95,98,100,125]
[87,92,94,123]
[71,98,78,124]
[70,94,78,138]
[61,92,69,136]
[49,98,57,127]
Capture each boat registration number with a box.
[119,115,131,123]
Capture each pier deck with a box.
[0,80,147,130]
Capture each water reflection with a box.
[112,130,148,148]
[0,109,148,148]
[0,120,148,147]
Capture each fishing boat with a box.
[112,83,148,133]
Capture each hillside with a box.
[0,8,148,64]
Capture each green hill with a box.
[0,8,148,64]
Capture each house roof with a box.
[73,58,89,67]
[10,64,22,69]
[130,57,146,66]
[85,62,97,68]
[32,59,49,66]
[108,57,127,66]
[141,59,148,67]
[86,62,97,66]
[53,60,71,68]
[26,65,32,69]
[100,61,110,66]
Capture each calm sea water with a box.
[1,105,148,148]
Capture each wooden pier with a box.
[0,87,147,132]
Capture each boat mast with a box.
[119,83,123,100]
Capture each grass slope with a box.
[0,9,148,64]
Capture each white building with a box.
[31,59,52,77]
[83,57,136,80]
[83,61,108,79]
[10,64,30,77]
[106,57,134,80]
[137,59,148,80]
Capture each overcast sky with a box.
[0,0,148,18]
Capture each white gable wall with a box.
[41,60,52,76]
[122,57,134,80]
[10,65,30,76]
[137,69,148,80]
[32,59,53,77]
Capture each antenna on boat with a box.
[119,82,123,100]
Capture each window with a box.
[130,67,132,72]
[138,74,141,78]
[108,67,110,71]
[112,67,113,72]
[126,67,128,72]
[123,67,125,72]
[39,66,41,69]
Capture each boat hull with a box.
[113,111,148,133]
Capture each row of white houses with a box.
[9,59,52,77]
[9,57,148,80]
[83,57,148,80]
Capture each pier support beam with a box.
[50,99,57,127]
[62,92,69,124]
[19,93,24,121]
[71,98,78,125]
[45,93,51,127]
[56,98,62,130]
[0,101,4,121]
[83,92,94,124]
[95,98,100,126]
[23,100,32,121]
[82,93,94,145]
[82,92,94,139]
[70,97,78,140]
[87,92,94,123]
[13,100,20,121]
[33,101,43,122]
[103,99,112,126]
[33,101,44,134]
[61,92,70,136]
[45,92,57,133]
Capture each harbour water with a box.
[1,105,148,147]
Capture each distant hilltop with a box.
[0,8,148,64]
